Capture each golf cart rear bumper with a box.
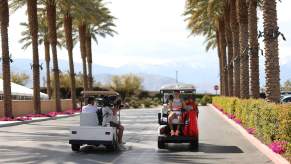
[69,140,113,145]
[158,136,198,143]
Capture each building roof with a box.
[0,79,48,99]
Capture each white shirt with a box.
[102,107,118,126]
[81,104,97,113]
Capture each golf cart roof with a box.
[160,83,196,92]
[81,91,119,97]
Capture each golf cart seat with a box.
[80,113,98,126]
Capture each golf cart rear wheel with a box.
[158,137,166,149]
[107,140,119,151]
[71,144,80,152]
[190,140,199,150]
[158,141,166,149]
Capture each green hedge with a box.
[213,97,291,158]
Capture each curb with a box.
[0,113,80,128]
[209,104,289,164]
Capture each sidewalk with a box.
[0,113,80,128]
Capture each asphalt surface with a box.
[0,106,272,164]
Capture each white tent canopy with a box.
[0,79,48,99]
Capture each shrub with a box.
[200,95,212,106]
[213,96,291,158]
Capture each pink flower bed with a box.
[268,141,288,154]
[246,128,256,134]
[0,108,81,121]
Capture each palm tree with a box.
[224,2,233,96]
[236,0,249,99]
[58,0,78,109]
[46,0,61,112]
[262,0,281,102]
[19,12,51,99]
[86,7,116,90]
[0,0,13,117]
[218,18,229,96]
[185,0,231,95]
[10,0,41,113]
[230,0,240,98]
[27,0,41,114]
[78,22,88,91]
[74,0,104,91]
[248,0,260,98]
[19,12,63,100]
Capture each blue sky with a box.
[5,0,291,92]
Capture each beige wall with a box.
[0,99,73,117]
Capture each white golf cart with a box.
[158,83,199,149]
[69,91,121,152]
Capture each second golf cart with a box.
[157,83,199,149]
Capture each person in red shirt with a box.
[183,95,199,137]
[185,95,198,116]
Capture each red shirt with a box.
[186,101,198,112]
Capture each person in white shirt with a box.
[82,97,97,113]
[102,97,124,145]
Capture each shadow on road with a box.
[159,142,243,154]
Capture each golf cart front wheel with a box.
[71,144,80,152]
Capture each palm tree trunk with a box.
[79,23,88,91]
[237,0,249,99]
[249,0,260,99]
[224,6,234,96]
[86,32,93,90]
[230,0,240,98]
[64,12,77,109]
[47,0,61,112]
[44,40,52,99]
[219,19,228,96]
[262,0,281,102]
[27,0,41,114]
[216,30,223,95]
[0,0,13,117]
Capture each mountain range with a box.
[2,58,290,93]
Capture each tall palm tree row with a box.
[184,0,281,102]
[0,0,13,117]
[0,0,116,117]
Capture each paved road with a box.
[0,106,272,164]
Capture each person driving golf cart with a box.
[81,97,97,113]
